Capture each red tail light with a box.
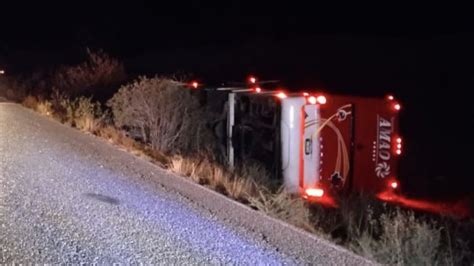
[316,95,327,104]
[306,188,324,197]
[307,96,317,105]
[393,103,401,111]
[394,137,402,155]
[249,76,257,84]
[191,81,199,89]
[254,87,262,93]
[390,181,398,189]
[276,92,287,99]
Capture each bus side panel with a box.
[319,95,401,195]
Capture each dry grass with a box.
[222,176,255,201]
[75,116,101,133]
[95,125,170,167]
[23,94,103,134]
[97,125,126,143]
[170,156,260,202]
[96,125,138,149]
[141,146,170,167]
[36,100,53,116]
[22,95,52,117]
[58,97,103,133]
[170,156,202,182]
[248,187,317,233]
[22,95,39,109]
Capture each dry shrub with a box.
[107,76,213,154]
[4,50,125,100]
[52,49,126,97]
[352,209,443,265]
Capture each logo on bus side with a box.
[375,116,393,178]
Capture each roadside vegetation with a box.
[3,49,472,265]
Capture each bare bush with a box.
[352,209,443,265]
[2,49,124,100]
[52,49,126,96]
[108,76,213,154]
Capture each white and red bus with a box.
[279,92,402,203]
[195,79,403,205]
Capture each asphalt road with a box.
[0,102,371,264]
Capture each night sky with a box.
[1,2,473,197]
